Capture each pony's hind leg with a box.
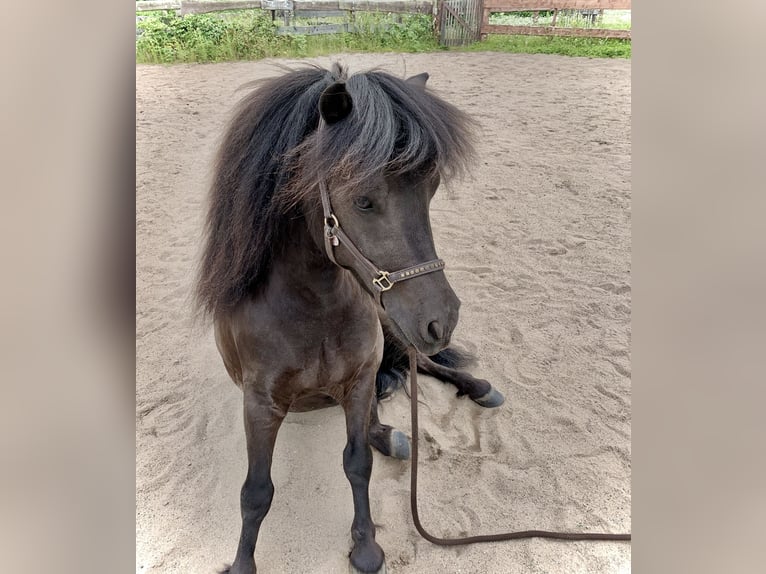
[342,378,386,573]
[369,343,410,460]
[368,396,410,460]
[417,353,505,408]
[222,388,286,574]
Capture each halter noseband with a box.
[317,121,445,306]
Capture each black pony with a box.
[196,63,503,574]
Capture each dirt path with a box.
[137,52,631,574]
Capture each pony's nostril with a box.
[427,320,444,341]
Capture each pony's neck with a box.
[268,212,360,304]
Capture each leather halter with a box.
[317,122,445,307]
[319,179,445,306]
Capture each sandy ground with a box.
[136,52,631,574]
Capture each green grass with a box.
[462,34,631,59]
[135,10,630,64]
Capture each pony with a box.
[195,63,504,574]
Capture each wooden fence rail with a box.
[136,0,434,15]
[136,0,629,42]
[481,0,629,8]
[479,0,630,40]
[481,24,629,38]
[136,0,434,37]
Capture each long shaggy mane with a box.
[195,63,476,320]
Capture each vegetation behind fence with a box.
[136,7,439,62]
[479,0,631,40]
[135,0,630,62]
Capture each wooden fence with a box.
[437,0,483,46]
[137,0,434,34]
[136,0,432,14]
[136,0,629,43]
[478,0,631,40]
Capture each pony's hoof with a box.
[472,387,505,408]
[216,562,255,574]
[389,430,410,460]
[349,540,385,574]
[350,559,387,574]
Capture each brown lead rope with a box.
[312,138,629,542]
[407,348,631,544]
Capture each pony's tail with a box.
[375,338,409,400]
[375,366,408,401]
[375,340,477,400]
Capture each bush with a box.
[136,11,438,63]
[136,11,293,63]
[346,13,437,53]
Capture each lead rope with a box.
[407,347,632,544]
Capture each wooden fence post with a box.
[435,0,444,40]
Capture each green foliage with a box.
[463,35,631,59]
[502,10,554,18]
[490,9,631,30]
[136,11,437,63]
[371,14,437,51]
[136,11,294,63]
[337,14,437,53]
[135,10,629,64]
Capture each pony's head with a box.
[289,66,476,355]
[196,64,476,355]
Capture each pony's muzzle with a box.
[416,287,460,354]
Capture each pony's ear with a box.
[406,72,429,88]
[319,82,353,124]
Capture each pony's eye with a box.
[354,196,373,211]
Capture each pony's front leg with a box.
[341,377,386,574]
[223,387,286,574]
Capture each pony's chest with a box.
[267,313,384,409]
[228,291,383,392]
[293,314,384,388]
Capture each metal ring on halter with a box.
[324,214,339,229]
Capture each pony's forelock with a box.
[280,69,476,206]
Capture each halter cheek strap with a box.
[319,178,445,306]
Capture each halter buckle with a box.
[373,271,394,292]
